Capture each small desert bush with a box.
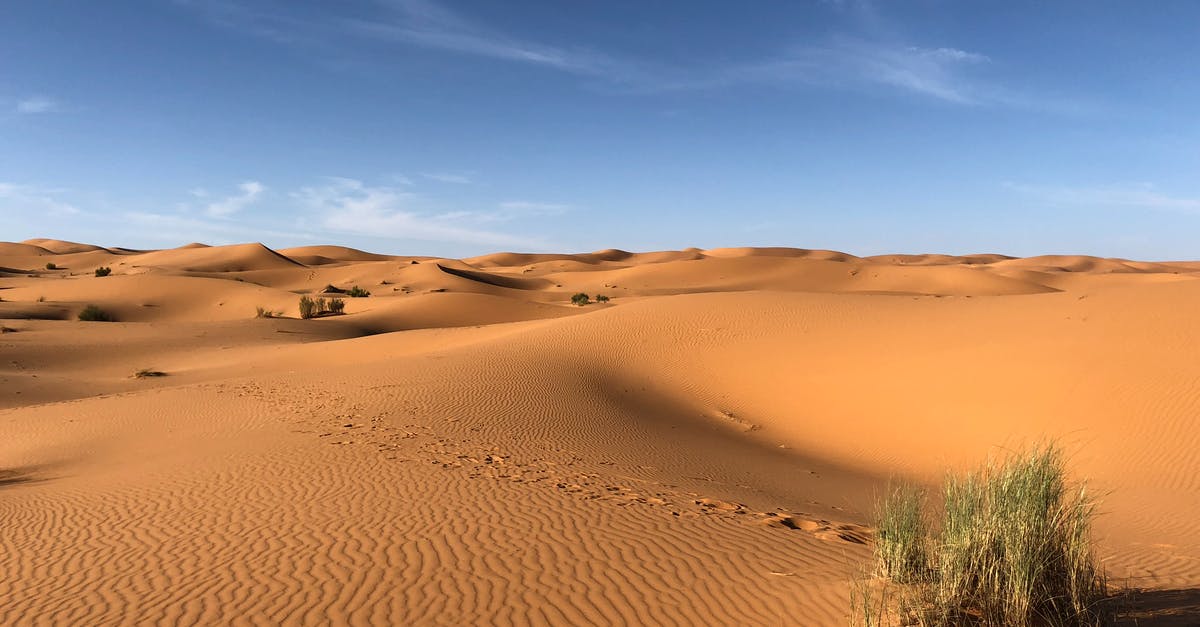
[347,285,370,298]
[299,295,346,318]
[45,262,57,270]
[255,306,281,318]
[78,304,114,322]
[571,292,591,306]
[299,295,318,319]
[94,266,112,277]
[133,368,167,378]
[856,443,1106,626]
[596,294,610,303]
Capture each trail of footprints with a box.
[230,380,872,547]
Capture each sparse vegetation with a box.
[45,262,57,270]
[78,304,114,322]
[133,368,167,378]
[854,443,1107,626]
[596,294,610,303]
[571,292,591,306]
[299,294,346,319]
[347,285,370,298]
[299,295,318,319]
[94,266,112,277]
[255,306,282,318]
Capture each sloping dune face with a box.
[2,240,1199,625]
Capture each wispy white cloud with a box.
[0,182,79,215]
[348,0,616,77]
[421,172,472,184]
[180,0,1063,109]
[16,96,62,114]
[206,180,265,217]
[714,39,992,104]
[1005,182,1200,213]
[294,177,550,248]
[497,200,569,216]
[122,210,314,245]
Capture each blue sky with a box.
[2,1,1199,258]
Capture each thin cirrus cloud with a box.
[294,177,552,248]
[183,0,1037,107]
[0,182,79,215]
[206,181,266,217]
[16,96,62,114]
[1005,182,1200,213]
[420,172,472,184]
[347,0,615,76]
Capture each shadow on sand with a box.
[1108,588,1200,626]
[0,465,53,489]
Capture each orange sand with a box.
[2,239,1198,624]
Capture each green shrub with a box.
[328,297,345,314]
[347,285,370,298]
[94,266,112,277]
[571,292,591,306]
[78,304,114,322]
[45,262,57,270]
[299,295,317,319]
[595,294,610,303]
[859,443,1106,626]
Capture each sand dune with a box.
[21,238,109,254]
[2,240,1198,625]
[126,242,305,273]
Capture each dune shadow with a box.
[0,465,53,490]
[1107,588,1200,626]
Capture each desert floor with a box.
[2,239,1199,625]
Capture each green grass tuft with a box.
[876,483,928,584]
[861,443,1107,626]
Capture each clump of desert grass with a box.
[853,443,1107,626]
[132,368,167,378]
[78,304,114,322]
[255,305,282,319]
